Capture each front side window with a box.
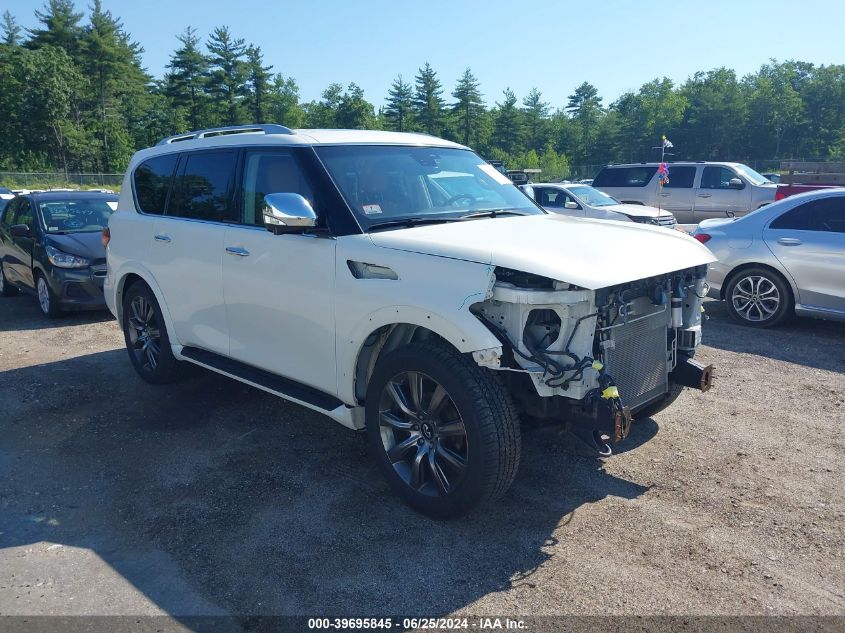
[134,153,179,215]
[314,146,541,228]
[241,151,315,225]
[171,151,237,223]
[38,199,116,234]
[665,166,696,189]
[537,188,570,208]
[700,166,738,190]
[13,198,34,228]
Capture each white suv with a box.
[105,124,716,518]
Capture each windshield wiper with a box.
[366,217,461,232]
[459,209,528,220]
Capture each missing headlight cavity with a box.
[494,267,556,290]
[523,308,561,351]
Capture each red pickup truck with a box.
[775,161,845,200]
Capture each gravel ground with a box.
[0,293,843,624]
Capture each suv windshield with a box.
[734,164,771,186]
[38,198,117,234]
[315,146,542,228]
[569,185,618,207]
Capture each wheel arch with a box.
[114,266,177,343]
[343,309,502,406]
[721,261,796,305]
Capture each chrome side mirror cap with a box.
[564,200,579,210]
[728,178,745,190]
[263,193,318,232]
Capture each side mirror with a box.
[263,193,318,233]
[564,200,579,210]
[10,224,31,238]
[728,178,744,190]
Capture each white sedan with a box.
[521,183,678,228]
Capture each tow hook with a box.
[671,356,715,391]
[614,403,633,442]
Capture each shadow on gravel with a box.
[0,347,650,620]
[0,293,113,332]
[702,299,845,373]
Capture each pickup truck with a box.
[774,161,845,201]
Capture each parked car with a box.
[592,162,778,224]
[0,191,117,316]
[693,188,845,327]
[521,182,677,227]
[105,124,715,518]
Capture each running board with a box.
[180,346,344,411]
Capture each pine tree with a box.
[451,67,484,146]
[26,0,84,59]
[385,75,414,132]
[493,88,524,154]
[413,62,446,136]
[166,27,210,130]
[206,26,247,125]
[244,45,273,123]
[566,82,603,162]
[522,87,549,152]
[267,73,305,127]
[1,11,21,47]
[336,83,374,129]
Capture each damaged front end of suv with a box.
[471,264,714,455]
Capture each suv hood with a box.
[369,214,715,290]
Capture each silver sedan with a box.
[693,189,845,327]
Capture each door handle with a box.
[659,192,670,197]
[777,237,802,246]
[225,246,250,257]
[153,233,171,243]
[697,194,712,198]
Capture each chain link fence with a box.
[0,172,123,190]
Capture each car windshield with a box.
[569,185,618,207]
[38,198,117,234]
[314,145,542,229]
[734,164,771,186]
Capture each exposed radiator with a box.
[600,306,670,410]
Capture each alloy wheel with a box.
[127,295,161,371]
[731,275,780,322]
[37,277,51,314]
[378,371,468,497]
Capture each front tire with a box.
[365,341,521,518]
[121,282,182,384]
[724,267,792,328]
[36,273,62,318]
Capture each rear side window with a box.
[593,166,657,188]
[665,166,696,189]
[771,197,845,233]
[134,154,178,215]
[171,151,238,223]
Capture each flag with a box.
[662,135,674,149]
[657,162,669,187]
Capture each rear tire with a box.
[365,341,521,519]
[121,282,183,384]
[0,262,18,297]
[724,267,792,328]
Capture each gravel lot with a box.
[0,293,843,624]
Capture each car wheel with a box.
[36,273,62,318]
[0,262,18,297]
[122,282,182,384]
[725,267,792,328]
[365,341,521,518]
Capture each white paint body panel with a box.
[369,214,715,290]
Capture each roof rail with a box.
[156,124,294,146]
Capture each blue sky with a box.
[7,0,845,109]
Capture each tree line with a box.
[2,0,845,181]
